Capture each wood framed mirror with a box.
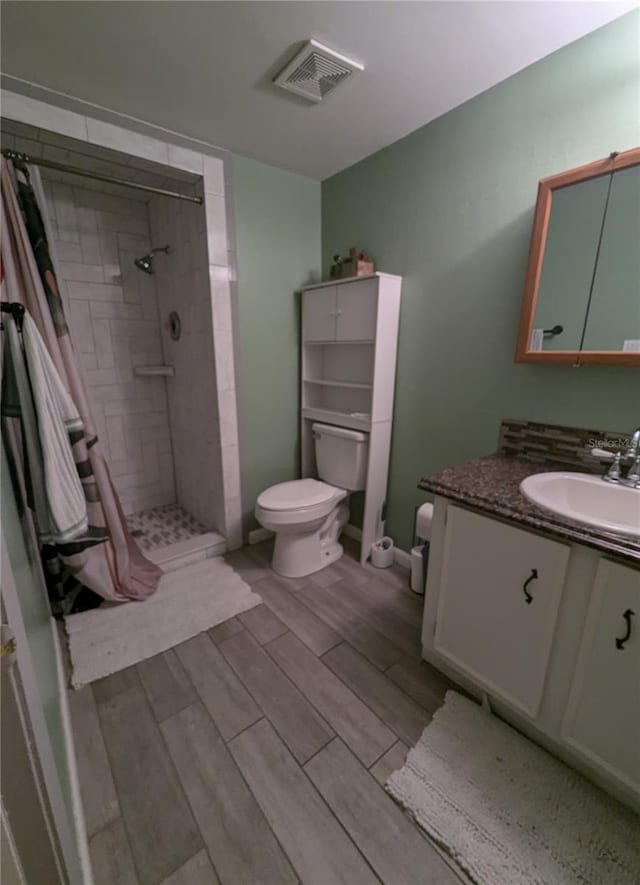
[515,148,640,366]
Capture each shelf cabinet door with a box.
[336,278,378,341]
[562,560,640,792]
[303,287,337,341]
[434,506,569,717]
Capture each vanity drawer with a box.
[434,506,569,718]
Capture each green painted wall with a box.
[233,155,321,526]
[322,12,640,549]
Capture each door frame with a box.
[1,531,88,883]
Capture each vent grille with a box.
[274,40,363,103]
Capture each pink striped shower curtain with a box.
[1,157,161,614]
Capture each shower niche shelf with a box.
[134,365,175,377]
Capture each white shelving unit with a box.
[300,272,402,564]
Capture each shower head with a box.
[134,254,154,274]
[134,245,170,274]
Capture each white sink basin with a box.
[520,472,640,539]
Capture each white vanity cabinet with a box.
[434,506,569,717]
[562,559,640,791]
[422,497,640,809]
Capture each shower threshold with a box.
[127,504,226,572]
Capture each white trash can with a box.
[370,536,394,568]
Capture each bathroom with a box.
[1,3,638,885]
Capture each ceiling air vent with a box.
[274,39,364,103]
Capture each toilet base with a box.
[271,502,349,579]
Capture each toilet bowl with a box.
[255,423,369,578]
[255,479,349,578]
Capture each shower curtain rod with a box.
[1,149,203,205]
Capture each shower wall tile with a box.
[149,194,225,533]
[213,330,236,391]
[168,144,203,175]
[57,241,83,263]
[204,194,228,266]
[1,90,88,140]
[44,179,177,516]
[218,390,239,449]
[224,496,243,550]
[58,261,105,283]
[211,278,232,331]
[203,156,225,196]
[65,280,125,302]
[89,301,143,320]
[86,118,169,166]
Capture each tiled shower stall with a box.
[1,112,243,553]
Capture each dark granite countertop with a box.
[419,454,640,565]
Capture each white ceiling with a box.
[1,1,637,179]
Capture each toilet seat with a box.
[257,479,341,512]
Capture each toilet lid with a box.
[257,479,338,511]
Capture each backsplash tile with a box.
[499,419,631,473]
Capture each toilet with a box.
[255,423,369,578]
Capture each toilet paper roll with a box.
[415,502,434,541]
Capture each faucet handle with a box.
[605,452,623,483]
[627,455,640,487]
[625,428,640,460]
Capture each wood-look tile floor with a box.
[68,539,468,885]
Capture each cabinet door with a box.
[434,506,569,717]
[336,278,378,341]
[562,560,640,791]
[303,287,337,342]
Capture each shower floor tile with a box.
[127,504,208,553]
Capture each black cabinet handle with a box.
[615,609,635,650]
[523,569,537,604]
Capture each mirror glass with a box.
[581,165,640,352]
[530,176,609,351]
[522,152,640,362]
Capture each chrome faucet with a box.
[604,426,640,488]
[625,427,640,460]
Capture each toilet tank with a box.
[312,423,369,491]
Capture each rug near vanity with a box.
[387,692,640,885]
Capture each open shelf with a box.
[301,407,371,432]
[303,378,372,418]
[304,338,375,345]
[303,378,373,390]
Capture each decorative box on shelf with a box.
[330,247,375,280]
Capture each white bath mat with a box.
[65,556,261,687]
[387,691,640,885]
